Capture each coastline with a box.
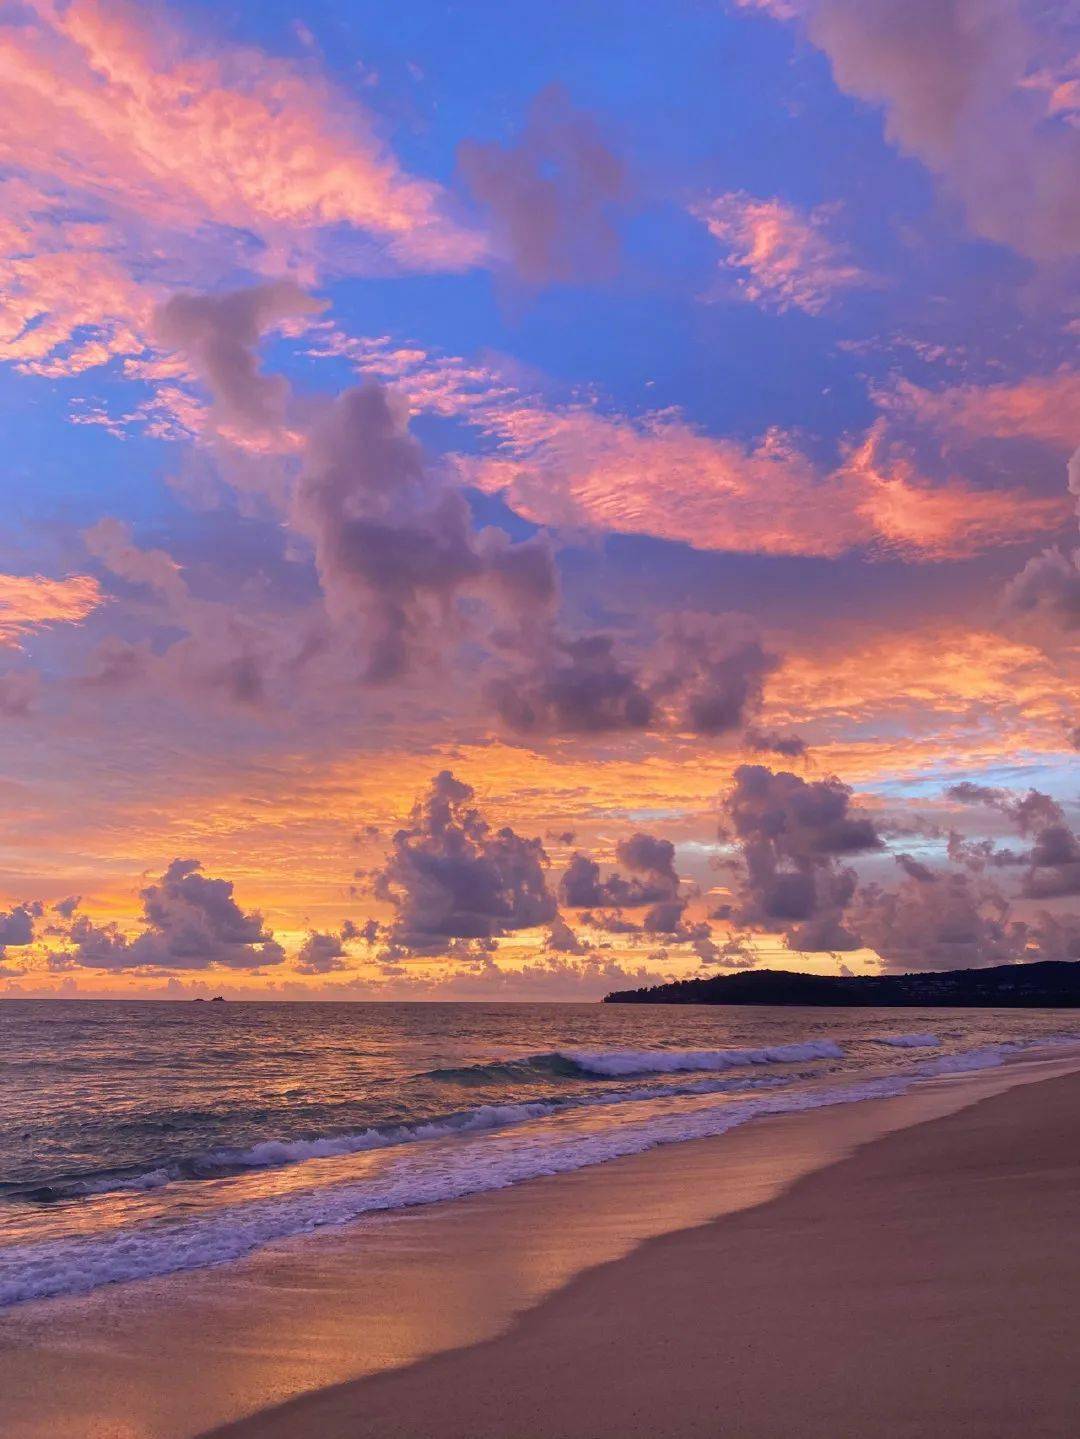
[209,1059,1080,1439]
[2,1045,1078,1439]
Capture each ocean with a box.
[2,999,1078,1310]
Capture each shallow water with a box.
[2,999,1078,1307]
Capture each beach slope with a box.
[209,1069,1080,1439]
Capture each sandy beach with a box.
[207,1065,1080,1439]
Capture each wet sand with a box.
[208,1065,1080,1439]
[3,1053,1078,1439]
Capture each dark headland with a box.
[603,959,1080,1007]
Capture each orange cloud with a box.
[842,423,1067,559]
[457,402,1061,560]
[692,191,873,314]
[457,407,865,556]
[771,624,1077,737]
[0,572,103,647]
[880,369,1080,451]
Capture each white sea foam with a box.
[39,1074,791,1200]
[0,1075,911,1308]
[559,1040,845,1076]
[5,1031,1078,1309]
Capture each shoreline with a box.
[2,1045,1078,1438]
[208,1059,1080,1439]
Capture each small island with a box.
[603,960,1080,1007]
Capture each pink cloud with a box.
[0,573,104,647]
[313,325,1063,561]
[0,0,484,378]
[842,422,1068,560]
[879,368,1080,450]
[3,0,481,262]
[692,191,873,315]
[456,401,1059,561]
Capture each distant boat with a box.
[210,995,226,1002]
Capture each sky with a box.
[0,0,1077,1000]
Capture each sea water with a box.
[2,999,1077,1308]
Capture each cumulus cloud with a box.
[946,780,1080,898]
[561,832,687,932]
[83,517,310,709]
[745,727,808,758]
[493,613,777,739]
[649,615,776,735]
[157,283,558,687]
[803,0,1080,260]
[296,380,556,682]
[154,282,325,436]
[852,869,1019,971]
[489,633,652,735]
[1003,448,1080,631]
[459,86,627,285]
[720,763,882,951]
[372,771,557,953]
[0,903,40,953]
[69,859,284,971]
[295,928,351,974]
[544,913,587,954]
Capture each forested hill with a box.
[603,961,1080,1007]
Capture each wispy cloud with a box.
[0,573,103,647]
[692,191,873,314]
[0,0,485,378]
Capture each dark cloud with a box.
[561,832,685,933]
[154,281,324,435]
[721,764,882,951]
[373,771,557,953]
[850,778,1080,968]
[1004,546,1080,630]
[694,931,757,970]
[895,853,937,883]
[1024,823,1080,899]
[69,859,284,971]
[0,903,39,952]
[650,616,776,735]
[459,86,627,285]
[544,913,586,954]
[1024,912,1080,963]
[946,781,1080,898]
[156,284,556,689]
[489,632,652,734]
[295,929,351,974]
[493,614,777,740]
[745,728,808,759]
[945,830,1025,871]
[1003,449,1080,630]
[579,908,642,935]
[297,381,557,682]
[83,518,319,711]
